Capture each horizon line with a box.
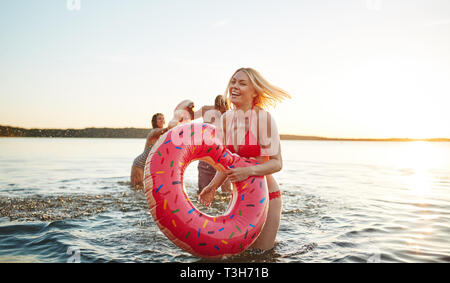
[1,124,449,142]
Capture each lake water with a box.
[0,137,449,262]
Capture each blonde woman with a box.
[199,67,290,251]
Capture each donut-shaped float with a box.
[143,123,269,259]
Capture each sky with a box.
[1,0,449,139]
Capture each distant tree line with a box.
[0,125,149,138]
[1,125,448,142]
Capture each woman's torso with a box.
[133,129,159,169]
[225,107,261,158]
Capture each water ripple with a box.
[1,139,450,262]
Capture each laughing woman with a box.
[199,67,290,250]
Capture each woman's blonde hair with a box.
[224,67,291,110]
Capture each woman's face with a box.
[156,114,165,128]
[229,70,257,109]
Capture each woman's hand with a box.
[225,167,253,183]
[198,185,217,207]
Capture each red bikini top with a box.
[225,107,261,158]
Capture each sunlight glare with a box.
[395,142,442,195]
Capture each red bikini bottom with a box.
[269,190,281,200]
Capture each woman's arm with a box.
[168,100,195,129]
[167,110,184,129]
[225,148,282,182]
[207,170,228,189]
[198,170,228,207]
[193,106,204,120]
[252,147,282,175]
[144,128,168,148]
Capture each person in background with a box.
[193,95,231,194]
[130,113,167,189]
[167,99,195,129]
[131,99,195,189]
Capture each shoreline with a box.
[1,125,449,142]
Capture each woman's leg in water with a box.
[249,174,282,250]
[198,161,216,194]
[130,165,144,189]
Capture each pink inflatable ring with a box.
[143,123,269,259]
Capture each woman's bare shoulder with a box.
[147,128,157,136]
[255,107,275,122]
[254,106,270,116]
